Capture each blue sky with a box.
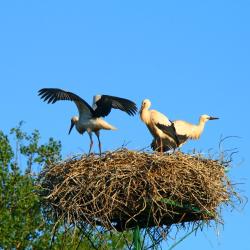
[0,1,249,249]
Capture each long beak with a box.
[68,120,75,134]
[209,116,219,120]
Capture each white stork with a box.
[139,99,179,152]
[38,88,137,155]
[154,114,219,152]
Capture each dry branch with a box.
[38,149,237,233]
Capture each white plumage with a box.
[38,88,137,155]
[155,114,219,151]
[139,99,179,152]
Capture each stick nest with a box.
[39,149,237,232]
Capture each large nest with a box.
[39,149,237,233]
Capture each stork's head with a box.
[68,116,79,134]
[140,99,151,113]
[200,114,219,123]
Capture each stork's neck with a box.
[195,118,207,137]
[140,108,150,124]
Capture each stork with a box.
[38,88,137,155]
[139,99,179,152]
[154,114,219,151]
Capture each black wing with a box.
[156,123,180,146]
[38,88,95,116]
[93,95,138,117]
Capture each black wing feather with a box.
[93,95,137,117]
[38,88,95,115]
[156,123,180,146]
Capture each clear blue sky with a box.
[0,1,249,249]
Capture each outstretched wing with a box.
[38,88,94,118]
[93,95,138,117]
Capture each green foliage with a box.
[10,122,61,173]
[0,131,13,168]
[0,123,132,249]
[0,123,62,249]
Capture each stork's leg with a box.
[88,132,93,155]
[156,138,160,152]
[160,138,163,153]
[156,137,163,153]
[95,131,101,156]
